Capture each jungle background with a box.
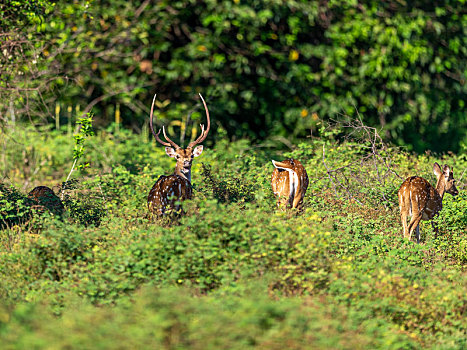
[1,0,466,152]
[1,1,466,349]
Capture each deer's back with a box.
[28,186,64,216]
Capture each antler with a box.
[149,93,180,149]
[188,93,211,148]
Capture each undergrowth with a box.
[0,127,466,349]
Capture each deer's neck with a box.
[435,177,446,200]
[174,165,191,183]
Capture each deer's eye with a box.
[176,155,180,159]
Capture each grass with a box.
[0,125,466,349]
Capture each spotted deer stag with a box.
[398,162,458,243]
[147,93,210,216]
[271,159,309,209]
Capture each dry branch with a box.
[319,112,404,209]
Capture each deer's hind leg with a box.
[407,212,423,243]
[400,210,409,239]
[292,189,305,210]
[292,196,303,210]
[398,192,410,239]
[415,225,421,244]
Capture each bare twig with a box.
[322,143,364,205]
[318,110,404,209]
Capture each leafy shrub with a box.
[64,196,105,228]
[0,182,34,228]
[434,192,467,237]
[1,130,466,348]
[29,221,96,281]
[0,285,418,350]
[432,192,467,264]
[60,179,105,228]
[199,163,257,203]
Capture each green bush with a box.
[29,221,96,282]
[199,163,258,203]
[2,1,466,152]
[0,183,33,229]
[0,285,419,350]
[0,129,466,348]
[432,192,467,265]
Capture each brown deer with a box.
[28,186,65,216]
[147,93,210,216]
[271,158,309,209]
[398,163,458,243]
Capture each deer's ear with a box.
[433,162,443,177]
[443,165,451,177]
[165,147,177,158]
[193,145,203,157]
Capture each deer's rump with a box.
[398,176,440,221]
[271,159,309,209]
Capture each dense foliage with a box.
[1,125,466,348]
[0,0,52,29]
[1,1,466,152]
[1,1,466,347]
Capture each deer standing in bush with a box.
[271,159,309,209]
[398,162,458,243]
[28,186,65,216]
[147,93,210,216]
